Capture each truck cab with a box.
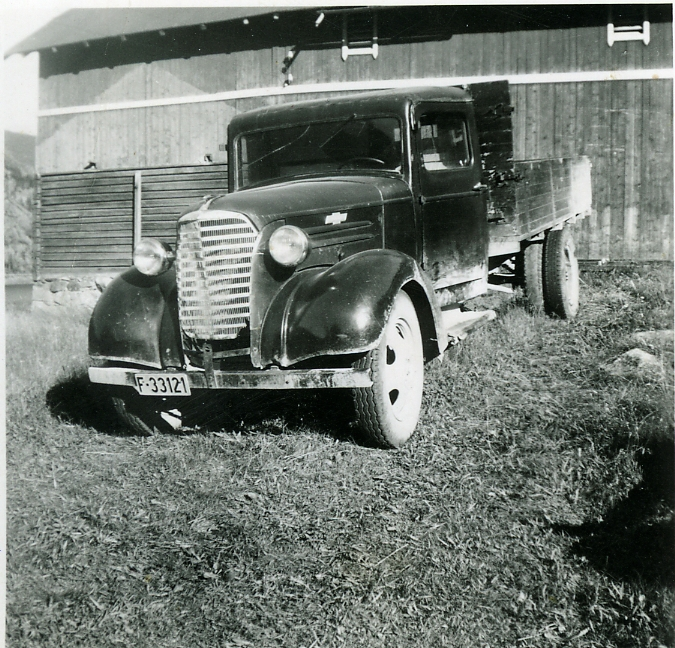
[89,84,591,448]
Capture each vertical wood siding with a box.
[37,21,673,261]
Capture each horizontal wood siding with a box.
[37,18,673,261]
[38,164,228,275]
[140,165,228,243]
[38,171,135,275]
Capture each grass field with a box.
[6,266,674,648]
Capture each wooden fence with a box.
[36,164,228,277]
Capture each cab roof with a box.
[229,86,471,135]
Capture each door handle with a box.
[473,182,488,192]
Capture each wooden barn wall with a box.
[37,22,673,261]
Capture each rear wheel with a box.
[520,241,545,312]
[543,226,579,319]
[352,291,424,448]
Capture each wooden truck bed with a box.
[487,156,593,257]
[468,80,593,259]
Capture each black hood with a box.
[204,175,412,230]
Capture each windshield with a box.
[236,116,403,189]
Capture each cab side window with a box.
[419,113,471,171]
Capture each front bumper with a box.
[89,365,372,391]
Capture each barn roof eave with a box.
[4,6,310,57]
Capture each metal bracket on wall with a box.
[341,11,378,61]
[607,7,650,46]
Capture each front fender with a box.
[88,267,183,369]
[260,250,446,367]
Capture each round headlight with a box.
[268,225,310,267]
[133,239,175,276]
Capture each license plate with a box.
[134,373,191,396]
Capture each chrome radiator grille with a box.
[176,212,259,340]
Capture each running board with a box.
[441,308,497,345]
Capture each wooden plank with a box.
[41,216,132,227]
[578,84,593,258]
[552,83,565,157]
[563,81,578,159]
[41,174,133,186]
[34,174,42,280]
[141,180,228,193]
[510,85,526,161]
[641,79,655,259]
[141,188,225,201]
[41,253,132,262]
[649,21,674,69]
[660,81,674,261]
[608,79,627,259]
[647,79,674,260]
[40,185,134,200]
[141,198,203,209]
[139,197,209,208]
[141,230,177,240]
[41,232,131,243]
[142,181,227,193]
[42,180,133,196]
[623,85,641,259]
[40,206,133,217]
[574,80,593,258]
[41,227,132,237]
[41,244,132,253]
[41,168,137,180]
[41,175,134,187]
[41,265,130,273]
[41,208,133,219]
[40,245,131,256]
[42,195,135,207]
[140,174,228,187]
[137,206,192,216]
[597,79,613,259]
[143,191,207,201]
[141,222,177,230]
[621,41,640,260]
[139,164,228,177]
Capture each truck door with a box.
[414,104,488,290]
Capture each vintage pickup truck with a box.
[88,81,592,448]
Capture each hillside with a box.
[5,131,36,275]
[5,131,36,173]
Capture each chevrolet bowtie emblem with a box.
[325,211,348,225]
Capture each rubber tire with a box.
[352,291,424,449]
[110,389,178,436]
[522,241,545,312]
[543,226,580,319]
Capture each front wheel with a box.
[352,291,424,448]
[109,388,184,436]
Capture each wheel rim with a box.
[382,313,421,424]
[563,241,580,314]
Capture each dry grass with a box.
[6,265,674,648]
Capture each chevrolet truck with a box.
[88,81,592,448]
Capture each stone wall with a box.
[32,275,114,312]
